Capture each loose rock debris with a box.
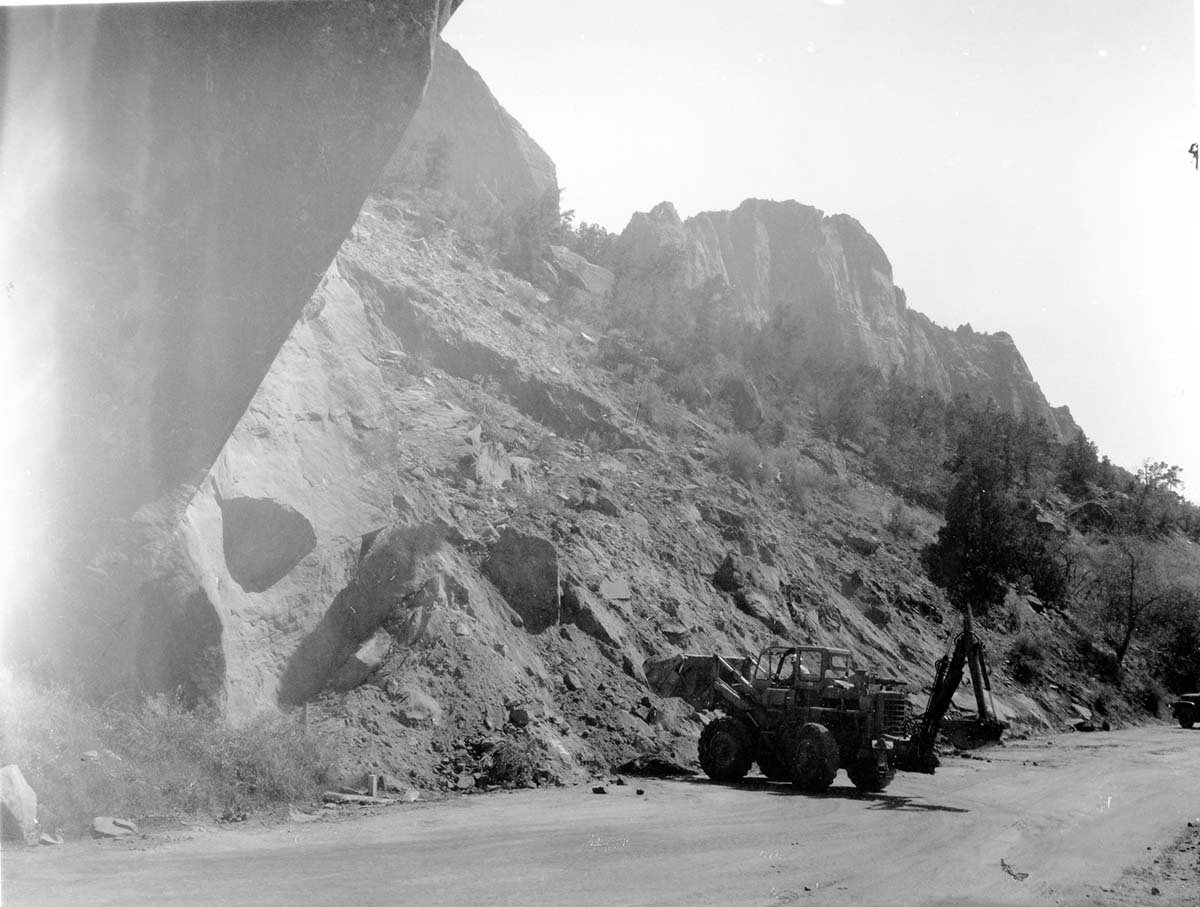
[1001,858,1029,881]
[614,755,694,777]
[92,817,138,838]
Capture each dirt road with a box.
[6,726,1199,907]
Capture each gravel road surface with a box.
[6,726,1199,906]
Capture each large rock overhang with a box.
[0,0,462,657]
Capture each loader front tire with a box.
[786,722,839,792]
[699,716,755,782]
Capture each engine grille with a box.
[878,692,910,737]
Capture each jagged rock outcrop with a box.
[612,199,1074,439]
[380,38,558,209]
[2,0,461,663]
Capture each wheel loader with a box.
[655,609,1005,793]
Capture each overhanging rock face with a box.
[1,0,462,667]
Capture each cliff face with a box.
[380,39,558,209]
[613,199,1074,439]
[1,0,461,665]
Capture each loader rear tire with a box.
[699,716,755,782]
[786,722,839,792]
[847,756,895,793]
[1179,711,1196,729]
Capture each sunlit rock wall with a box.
[0,0,462,674]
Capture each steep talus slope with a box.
[2,0,460,664]
[381,39,558,208]
[614,199,1075,439]
[80,201,1093,789]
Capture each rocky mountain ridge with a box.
[612,199,1077,441]
[381,38,558,210]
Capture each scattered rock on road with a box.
[92,817,138,838]
[615,755,694,777]
[321,792,393,806]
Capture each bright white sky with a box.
[445,0,1200,500]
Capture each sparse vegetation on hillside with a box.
[545,211,1200,707]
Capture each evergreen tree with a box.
[925,405,1064,611]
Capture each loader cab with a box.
[751,645,854,695]
[750,646,798,706]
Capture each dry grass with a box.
[0,672,338,837]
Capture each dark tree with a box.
[924,405,1064,612]
[1058,431,1100,498]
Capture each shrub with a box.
[770,451,843,510]
[483,737,538,788]
[633,379,665,426]
[1074,635,1121,683]
[714,433,763,485]
[666,366,712,410]
[1125,676,1169,716]
[1008,631,1048,684]
[494,187,567,280]
[634,379,685,438]
[884,499,918,539]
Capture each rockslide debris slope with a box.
[79,199,1093,787]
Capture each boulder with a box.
[482,529,560,633]
[561,584,626,650]
[475,440,515,488]
[598,577,633,602]
[843,533,881,557]
[329,629,394,692]
[393,685,444,727]
[92,817,138,839]
[546,245,615,298]
[711,553,749,596]
[579,492,622,518]
[718,376,765,433]
[1,765,37,842]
